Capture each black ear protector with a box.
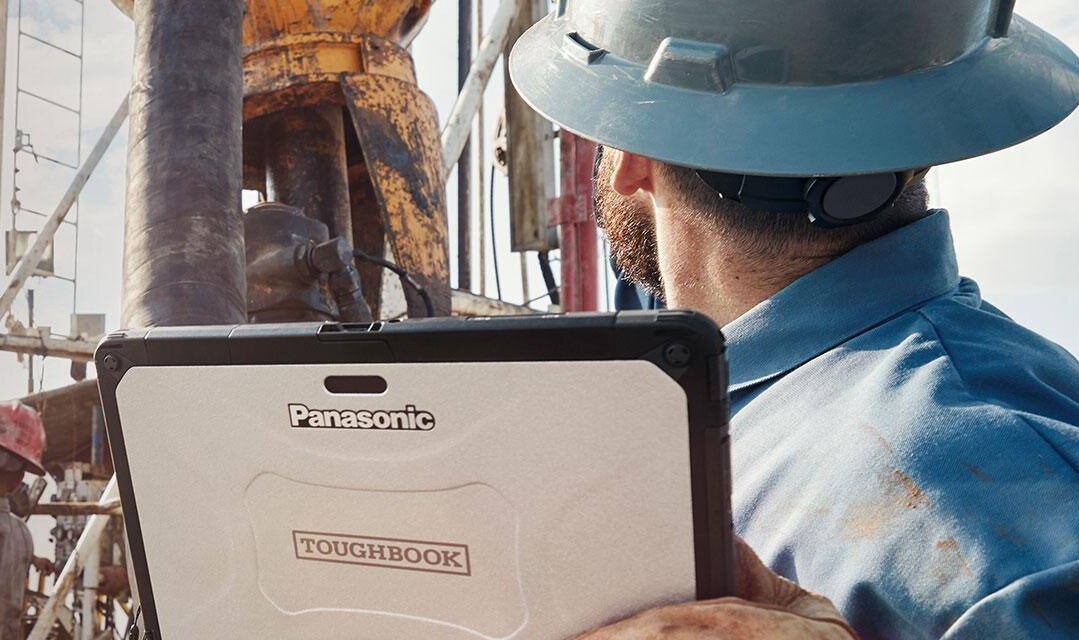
[696,168,931,228]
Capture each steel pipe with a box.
[122,0,247,327]
[457,0,474,290]
[263,106,353,242]
[441,0,517,174]
[0,333,96,361]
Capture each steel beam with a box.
[555,133,599,312]
[457,0,474,290]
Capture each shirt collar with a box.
[723,210,960,393]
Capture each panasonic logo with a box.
[288,403,436,431]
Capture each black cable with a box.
[353,250,435,318]
[489,164,503,300]
[537,251,560,306]
[124,606,142,640]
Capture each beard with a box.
[593,147,665,298]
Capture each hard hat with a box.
[0,402,47,476]
[509,0,1079,177]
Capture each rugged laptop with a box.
[96,311,734,639]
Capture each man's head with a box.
[595,146,930,302]
[511,1,1078,317]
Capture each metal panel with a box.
[342,73,451,317]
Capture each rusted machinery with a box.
[112,0,450,323]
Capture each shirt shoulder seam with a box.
[915,309,1079,476]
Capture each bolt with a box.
[663,342,692,367]
[102,354,120,372]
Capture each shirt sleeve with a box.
[942,560,1079,639]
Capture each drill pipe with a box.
[122,0,247,327]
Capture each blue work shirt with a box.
[725,211,1079,639]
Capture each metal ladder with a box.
[4,0,86,390]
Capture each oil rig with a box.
[0,0,603,635]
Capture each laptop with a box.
[96,311,734,639]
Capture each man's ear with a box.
[612,151,656,196]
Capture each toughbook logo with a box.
[288,403,435,431]
[292,530,471,577]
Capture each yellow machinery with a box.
[111,0,450,318]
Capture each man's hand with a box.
[31,556,57,576]
[573,538,857,639]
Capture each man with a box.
[510,1,1079,638]
[0,402,54,640]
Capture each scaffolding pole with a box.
[0,333,96,361]
[441,0,517,174]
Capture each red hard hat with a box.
[0,401,47,476]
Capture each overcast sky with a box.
[1,0,1078,403]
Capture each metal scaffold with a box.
[4,0,92,394]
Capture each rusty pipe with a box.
[122,0,247,327]
[264,106,353,242]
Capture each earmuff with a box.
[696,168,930,228]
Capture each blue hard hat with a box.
[509,0,1079,177]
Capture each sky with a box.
[0,0,1077,407]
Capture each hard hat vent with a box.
[644,38,734,93]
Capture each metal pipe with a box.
[264,106,353,242]
[441,0,517,173]
[0,94,129,320]
[0,0,8,228]
[122,0,246,327]
[457,0,474,290]
[476,0,487,296]
[90,405,105,468]
[0,333,95,361]
[451,289,536,316]
[31,500,122,517]
[79,541,100,640]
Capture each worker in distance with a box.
[0,403,56,640]
[510,0,1079,638]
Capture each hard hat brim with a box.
[4,449,46,476]
[509,14,1079,177]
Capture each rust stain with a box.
[860,423,895,454]
[892,469,931,510]
[933,538,974,583]
[994,525,1029,546]
[840,467,931,539]
[964,464,992,482]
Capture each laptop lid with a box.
[97,311,733,639]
